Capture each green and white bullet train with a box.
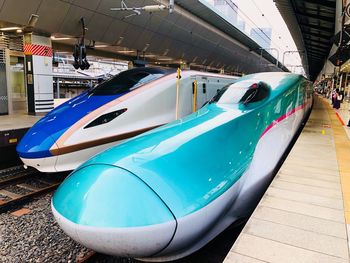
[52,72,313,261]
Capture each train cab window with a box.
[89,68,167,96]
[216,80,270,105]
[239,82,270,104]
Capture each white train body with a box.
[17,68,237,172]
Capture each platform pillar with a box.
[24,34,53,115]
[0,54,7,115]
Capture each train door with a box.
[6,51,26,114]
[194,76,208,110]
[191,76,236,112]
[206,78,218,101]
[0,51,7,115]
[206,77,229,102]
[177,75,193,118]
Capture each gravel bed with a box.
[39,173,68,184]
[0,193,91,263]
[0,194,10,202]
[3,185,31,195]
[0,166,29,181]
[0,192,246,263]
[24,178,50,189]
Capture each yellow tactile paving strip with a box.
[323,98,350,224]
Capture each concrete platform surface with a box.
[225,96,350,263]
[0,114,41,131]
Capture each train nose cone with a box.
[16,129,56,158]
[51,164,176,257]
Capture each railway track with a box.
[76,251,98,263]
[0,165,68,213]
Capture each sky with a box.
[205,0,304,74]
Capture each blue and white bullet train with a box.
[17,67,236,172]
[52,72,313,261]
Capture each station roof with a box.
[175,0,287,71]
[275,0,336,80]
[0,0,283,74]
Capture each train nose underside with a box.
[16,129,56,159]
[16,128,60,171]
[51,164,177,257]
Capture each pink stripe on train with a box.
[260,103,305,138]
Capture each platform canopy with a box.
[0,0,285,74]
[275,0,336,80]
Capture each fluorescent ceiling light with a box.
[116,37,124,45]
[142,43,150,52]
[118,50,134,53]
[51,36,72,41]
[163,49,169,56]
[0,27,22,31]
[95,45,109,48]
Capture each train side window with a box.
[203,83,206,94]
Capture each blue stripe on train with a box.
[17,92,121,159]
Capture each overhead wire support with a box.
[237,0,283,56]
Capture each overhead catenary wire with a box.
[249,0,301,66]
[239,0,305,72]
[233,1,281,51]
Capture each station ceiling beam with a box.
[295,12,334,23]
[52,42,135,62]
[303,40,330,49]
[307,50,326,58]
[275,0,335,80]
[304,45,328,54]
[299,23,334,34]
[302,31,333,40]
[302,35,331,44]
[303,0,336,9]
[304,48,327,56]
[301,7,335,15]
[308,56,326,62]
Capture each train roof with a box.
[238,72,307,90]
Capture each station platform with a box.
[0,114,40,148]
[0,114,40,132]
[224,95,350,263]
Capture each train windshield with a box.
[215,80,269,105]
[89,68,168,96]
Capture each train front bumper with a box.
[51,164,176,257]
